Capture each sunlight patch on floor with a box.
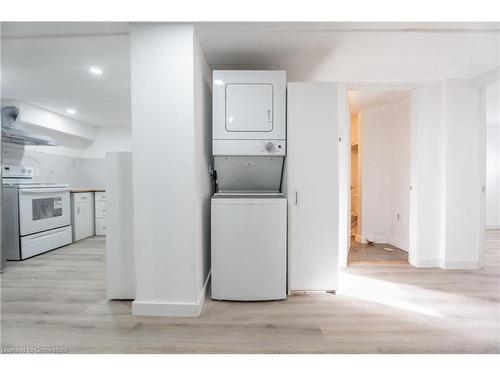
[338,273,443,318]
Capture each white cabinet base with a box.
[71,192,95,242]
[95,192,107,236]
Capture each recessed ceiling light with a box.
[66,108,76,115]
[89,66,103,75]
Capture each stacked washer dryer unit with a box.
[211,70,287,301]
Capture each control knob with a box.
[265,142,275,152]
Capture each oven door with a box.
[18,188,71,236]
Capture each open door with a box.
[287,83,339,292]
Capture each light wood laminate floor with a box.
[1,231,499,353]
[348,241,409,265]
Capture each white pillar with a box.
[130,23,202,316]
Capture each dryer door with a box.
[225,84,273,132]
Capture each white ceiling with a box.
[1,23,130,128]
[348,90,410,113]
[1,22,499,128]
[197,23,500,82]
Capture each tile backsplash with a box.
[2,144,106,188]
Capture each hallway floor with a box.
[348,241,408,265]
[1,231,499,353]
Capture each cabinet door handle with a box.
[294,191,299,205]
[77,206,80,214]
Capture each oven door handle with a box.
[19,188,70,194]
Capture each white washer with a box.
[211,193,287,301]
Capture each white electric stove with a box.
[2,165,72,260]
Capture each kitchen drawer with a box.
[95,219,107,235]
[95,201,107,219]
[73,192,93,203]
[95,192,106,202]
[21,225,72,259]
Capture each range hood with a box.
[1,106,58,146]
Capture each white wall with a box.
[485,79,500,229]
[2,142,106,187]
[84,127,132,158]
[389,99,411,250]
[409,84,445,267]
[486,125,500,228]
[440,80,482,268]
[2,127,131,188]
[193,33,213,305]
[407,79,488,269]
[359,98,410,250]
[360,107,392,242]
[130,23,211,317]
[337,83,351,267]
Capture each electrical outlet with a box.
[396,213,400,221]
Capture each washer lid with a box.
[213,192,284,198]
[215,156,284,193]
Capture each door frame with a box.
[338,82,418,268]
[474,70,500,268]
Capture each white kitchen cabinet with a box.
[287,83,339,292]
[71,192,95,241]
[94,192,107,235]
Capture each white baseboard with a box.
[357,235,388,244]
[410,258,441,268]
[442,260,480,270]
[132,300,201,317]
[486,225,500,230]
[410,257,480,270]
[358,234,408,251]
[132,272,211,318]
[388,238,409,252]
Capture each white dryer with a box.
[211,70,287,301]
[212,70,286,193]
[212,70,286,142]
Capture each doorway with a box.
[347,89,411,265]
